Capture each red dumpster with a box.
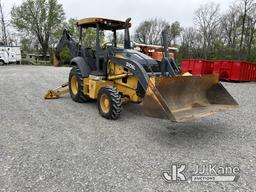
[213,60,256,81]
[181,59,213,75]
[252,63,256,81]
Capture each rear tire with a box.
[0,60,4,66]
[69,66,89,103]
[97,86,122,120]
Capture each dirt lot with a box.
[0,65,255,192]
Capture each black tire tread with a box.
[69,66,89,103]
[98,86,122,120]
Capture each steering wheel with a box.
[102,42,114,49]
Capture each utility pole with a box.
[0,0,7,45]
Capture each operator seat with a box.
[81,48,97,71]
[97,48,107,72]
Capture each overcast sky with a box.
[4,0,234,29]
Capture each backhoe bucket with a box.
[143,75,238,122]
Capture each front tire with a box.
[97,86,122,120]
[69,66,89,103]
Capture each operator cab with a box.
[77,17,132,76]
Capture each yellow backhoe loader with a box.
[45,17,238,122]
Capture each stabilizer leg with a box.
[44,82,69,99]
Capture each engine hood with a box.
[113,49,158,66]
[112,49,160,73]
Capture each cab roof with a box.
[77,17,131,30]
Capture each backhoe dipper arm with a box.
[54,29,80,65]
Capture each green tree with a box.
[0,0,8,45]
[135,18,169,45]
[11,0,65,58]
[194,2,221,59]
[20,37,34,53]
[60,47,72,64]
[169,21,183,46]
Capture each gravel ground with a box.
[0,65,255,192]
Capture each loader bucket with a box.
[143,75,238,122]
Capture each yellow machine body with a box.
[45,17,238,122]
[86,62,142,103]
[45,61,142,103]
[45,63,238,123]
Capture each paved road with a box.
[0,65,255,192]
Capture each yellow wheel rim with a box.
[100,94,110,113]
[71,75,78,95]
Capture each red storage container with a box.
[252,63,256,81]
[181,59,213,75]
[213,60,256,81]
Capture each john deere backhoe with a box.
[45,17,238,122]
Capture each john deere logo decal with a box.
[126,62,135,71]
